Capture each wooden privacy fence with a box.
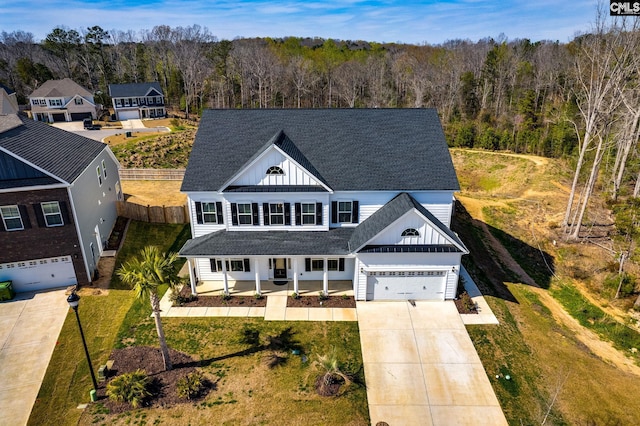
[117,201,190,224]
[119,168,186,180]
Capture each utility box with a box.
[0,281,15,301]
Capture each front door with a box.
[274,258,287,279]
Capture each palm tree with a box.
[117,246,179,371]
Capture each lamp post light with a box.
[67,292,98,399]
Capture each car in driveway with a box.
[83,118,101,130]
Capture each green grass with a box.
[111,221,190,290]
[550,282,640,363]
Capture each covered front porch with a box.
[190,279,354,297]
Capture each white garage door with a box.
[118,110,140,120]
[368,271,446,300]
[0,256,77,292]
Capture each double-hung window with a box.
[41,202,63,227]
[202,202,218,223]
[301,203,316,225]
[97,166,102,186]
[0,205,23,231]
[269,203,285,225]
[338,201,352,223]
[237,203,253,224]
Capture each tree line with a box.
[1,10,639,243]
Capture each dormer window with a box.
[401,228,420,237]
[266,166,284,175]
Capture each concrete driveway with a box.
[0,289,69,426]
[357,301,507,426]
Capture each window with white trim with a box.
[102,160,107,178]
[74,98,83,105]
[269,203,285,225]
[0,205,23,231]
[48,99,62,106]
[266,166,284,175]
[338,201,352,223]
[311,259,324,271]
[401,228,420,237]
[41,202,63,227]
[237,203,253,225]
[201,202,218,223]
[301,203,316,225]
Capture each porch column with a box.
[293,258,299,295]
[221,258,229,295]
[254,258,261,296]
[188,258,197,296]
[323,257,329,296]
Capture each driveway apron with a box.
[0,289,69,426]
[357,300,507,426]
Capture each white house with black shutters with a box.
[179,109,468,301]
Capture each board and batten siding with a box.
[186,194,226,238]
[229,148,324,187]
[366,211,454,246]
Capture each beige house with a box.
[0,84,19,114]
[29,78,97,122]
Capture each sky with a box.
[1,0,599,45]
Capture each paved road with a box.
[0,289,69,426]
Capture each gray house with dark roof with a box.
[108,82,165,121]
[180,109,468,301]
[0,114,122,292]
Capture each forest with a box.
[0,9,639,246]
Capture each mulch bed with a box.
[287,296,356,308]
[175,286,267,307]
[106,216,128,250]
[93,346,212,414]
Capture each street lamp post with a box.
[67,292,99,398]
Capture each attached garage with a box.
[0,256,77,293]
[117,110,140,120]
[368,270,446,300]
[51,113,66,122]
[71,112,92,121]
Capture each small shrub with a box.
[318,293,329,301]
[458,291,477,313]
[291,292,300,299]
[106,370,151,408]
[177,371,205,400]
[222,292,231,301]
[254,292,263,300]
[170,290,197,306]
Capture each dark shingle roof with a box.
[179,228,354,257]
[348,192,467,253]
[181,109,459,192]
[108,82,163,98]
[0,115,108,184]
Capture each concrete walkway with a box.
[0,289,69,426]
[357,301,507,426]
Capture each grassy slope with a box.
[452,149,640,424]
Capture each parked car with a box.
[83,118,101,130]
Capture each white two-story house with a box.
[179,109,468,301]
[108,82,166,121]
[29,78,97,122]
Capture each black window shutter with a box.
[210,259,217,272]
[59,201,71,225]
[331,201,338,223]
[352,201,359,223]
[316,202,323,225]
[284,203,291,225]
[252,203,259,225]
[216,202,224,224]
[231,203,238,226]
[33,204,45,227]
[263,203,270,225]
[0,217,4,231]
[339,258,345,271]
[305,258,311,272]
[295,203,301,225]
[244,258,251,272]
[195,202,203,224]
[19,205,31,229]
[216,260,223,271]
[225,260,230,271]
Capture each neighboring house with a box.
[28,78,97,122]
[0,84,19,115]
[108,82,166,121]
[0,113,122,292]
[179,109,468,301]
